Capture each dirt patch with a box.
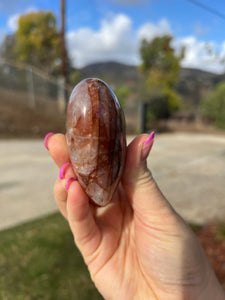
[195,224,225,288]
[0,88,66,138]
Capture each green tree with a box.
[115,86,131,108]
[140,35,184,119]
[15,10,61,73]
[201,82,225,129]
[68,69,81,86]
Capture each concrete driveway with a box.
[0,133,225,231]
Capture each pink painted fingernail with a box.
[44,132,54,150]
[59,162,70,180]
[144,131,155,145]
[66,177,76,191]
[141,131,155,161]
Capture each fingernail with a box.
[141,131,155,161]
[66,177,76,191]
[144,131,155,145]
[59,162,70,180]
[44,132,54,150]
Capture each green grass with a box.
[215,223,225,241]
[0,213,103,300]
[189,222,225,241]
[188,222,203,233]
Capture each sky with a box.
[0,0,225,73]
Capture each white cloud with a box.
[137,18,172,41]
[7,13,20,31]
[67,14,139,67]
[5,9,223,74]
[67,14,172,68]
[220,41,225,57]
[7,7,38,32]
[177,36,225,73]
[67,13,225,73]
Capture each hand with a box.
[46,133,224,300]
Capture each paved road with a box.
[0,133,225,230]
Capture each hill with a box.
[176,68,224,107]
[79,61,141,88]
[79,62,225,107]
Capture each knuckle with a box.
[53,178,67,200]
[137,167,155,189]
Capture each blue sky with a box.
[0,0,225,73]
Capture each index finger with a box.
[45,133,70,168]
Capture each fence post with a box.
[139,101,147,132]
[57,77,66,112]
[26,66,36,109]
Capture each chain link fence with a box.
[0,58,72,113]
[0,58,143,135]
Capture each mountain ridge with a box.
[79,61,225,106]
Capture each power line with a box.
[185,0,225,21]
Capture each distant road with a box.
[0,133,225,231]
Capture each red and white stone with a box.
[66,78,126,206]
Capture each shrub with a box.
[201,82,225,129]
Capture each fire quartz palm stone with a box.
[66,78,126,206]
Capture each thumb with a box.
[122,133,174,218]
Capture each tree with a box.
[201,82,225,129]
[115,86,131,108]
[15,10,61,74]
[140,35,184,119]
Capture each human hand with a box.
[46,133,225,300]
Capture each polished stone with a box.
[66,78,126,206]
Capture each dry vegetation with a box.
[0,88,66,138]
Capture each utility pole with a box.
[60,0,67,82]
[59,0,68,109]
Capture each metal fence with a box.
[0,58,72,112]
[0,58,143,133]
